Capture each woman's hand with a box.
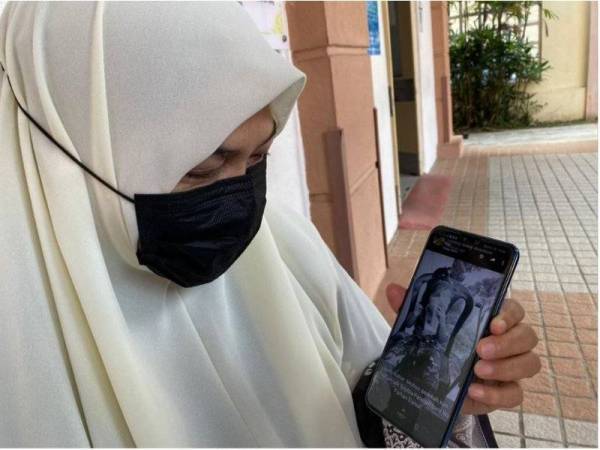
[385,283,541,415]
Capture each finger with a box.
[478,323,539,359]
[490,299,525,335]
[474,351,541,381]
[468,381,523,408]
[460,397,496,416]
[386,283,407,314]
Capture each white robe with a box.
[0,2,391,446]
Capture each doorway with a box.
[387,1,421,200]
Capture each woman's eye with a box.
[184,153,228,181]
[185,169,219,181]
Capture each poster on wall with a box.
[367,1,381,55]
[241,1,289,51]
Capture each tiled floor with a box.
[373,140,598,447]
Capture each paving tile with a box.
[560,396,598,421]
[553,257,578,266]
[525,438,563,447]
[531,256,553,266]
[559,265,584,274]
[548,342,581,358]
[511,290,538,301]
[565,293,595,304]
[552,250,576,258]
[584,272,598,283]
[495,433,522,448]
[521,371,554,394]
[587,360,597,377]
[559,273,586,284]
[576,328,598,345]
[588,284,598,294]
[542,312,571,327]
[538,282,563,292]
[556,376,595,398]
[529,242,549,250]
[551,357,590,378]
[540,302,568,314]
[512,281,536,291]
[563,419,598,446]
[514,272,534,281]
[535,339,548,356]
[549,242,571,250]
[524,311,543,326]
[490,410,521,435]
[581,344,597,361]
[523,413,562,441]
[562,283,591,293]
[572,250,597,259]
[520,299,541,313]
[545,326,576,342]
[568,302,596,315]
[572,315,598,330]
[522,392,559,416]
[538,292,566,303]
[535,273,560,282]
[581,266,598,275]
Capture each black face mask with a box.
[135,158,267,287]
[1,62,268,288]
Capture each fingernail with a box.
[480,342,495,358]
[469,385,484,398]
[495,319,507,332]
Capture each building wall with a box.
[266,93,311,219]
[529,1,591,122]
[286,1,388,298]
[413,1,439,173]
[369,1,399,243]
[240,2,311,218]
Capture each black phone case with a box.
[365,225,519,448]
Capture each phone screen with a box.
[366,227,517,447]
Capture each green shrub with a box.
[448,2,556,132]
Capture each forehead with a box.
[221,106,275,148]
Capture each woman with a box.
[0,2,539,447]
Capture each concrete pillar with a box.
[430,1,463,158]
[286,1,387,297]
[586,1,598,121]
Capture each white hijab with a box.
[0,2,390,447]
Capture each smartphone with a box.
[365,225,519,448]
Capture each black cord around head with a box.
[0,62,135,203]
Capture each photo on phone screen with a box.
[366,226,518,448]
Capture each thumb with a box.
[386,283,407,314]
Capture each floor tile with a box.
[523,414,562,441]
[563,419,598,446]
[490,410,521,435]
[524,438,563,447]
[560,397,598,421]
[496,433,522,448]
